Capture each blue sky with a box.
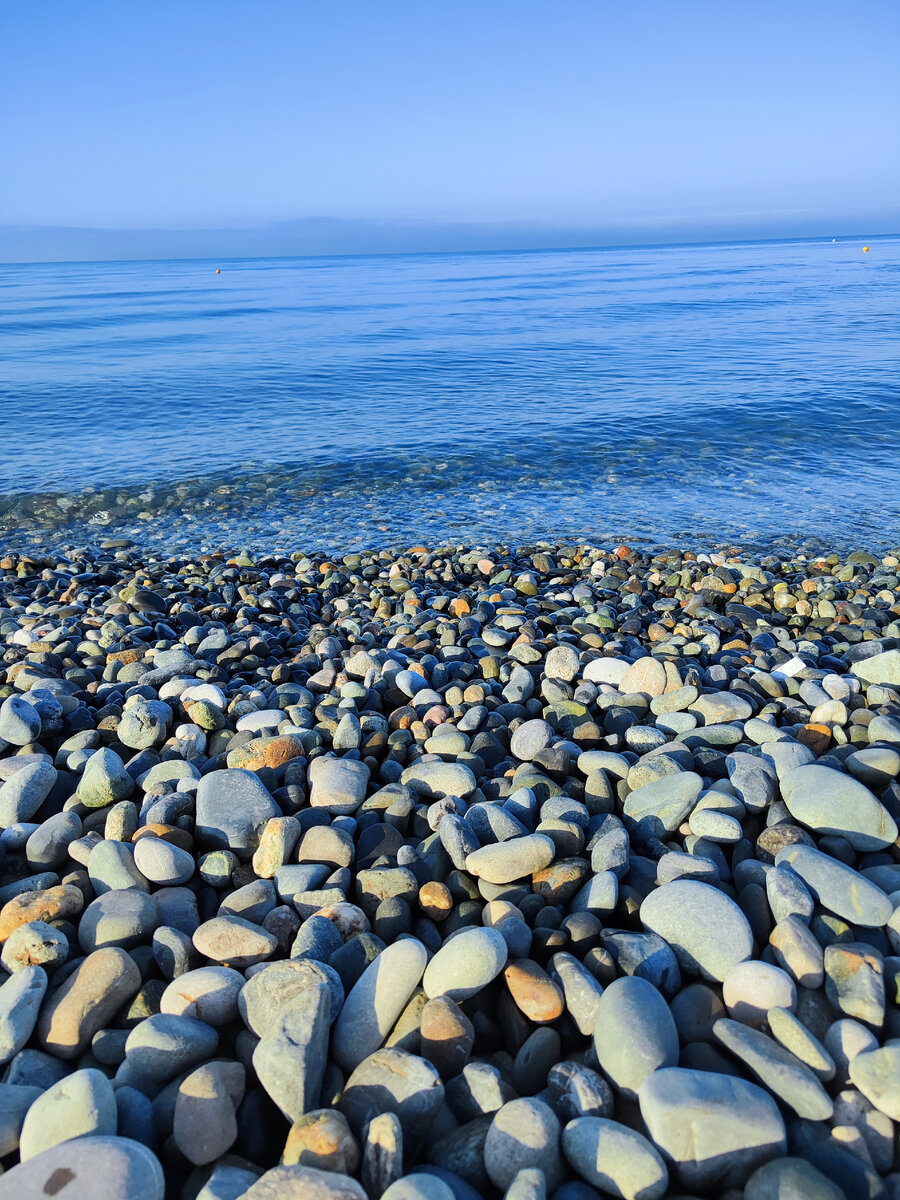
[1,1,898,258]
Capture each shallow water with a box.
[2,235,899,553]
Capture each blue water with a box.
[2,236,899,553]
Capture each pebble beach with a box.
[0,537,899,1199]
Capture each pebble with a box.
[1,540,900,1197]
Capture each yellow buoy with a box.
[863,246,869,253]
[216,268,221,274]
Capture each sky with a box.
[1,0,898,260]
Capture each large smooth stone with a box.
[484,1098,563,1192]
[332,938,427,1072]
[465,835,556,884]
[592,976,678,1100]
[400,761,477,800]
[339,1049,444,1139]
[241,1165,366,1199]
[743,1155,846,1200]
[19,1069,117,1160]
[712,1019,833,1120]
[0,966,47,1064]
[780,764,897,851]
[252,976,331,1122]
[638,1068,786,1190]
[775,845,892,927]
[37,948,142,1059]
[622,772,703,837]
[639,879,754,981]
[194,769,281,859]
[849,1043,900,1120]
[309,757,370,814]
[562,1116,668,1200]
[0,1135,164,1199]
[423,928,507,1002]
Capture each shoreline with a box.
[0,538,898,1197]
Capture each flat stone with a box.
[423,927,508,1001]
[484,1098,563,1192]
[332,937,428,1072]
[722,961,797,1027]
[194,768,281,858]
[239,959,343,1037]
[0,761,57,826]
[252,977,332,1121]
[510,720,554,763]
[503,959,564,1024]
[133,837,195,884]
[79,890,159,953]
[780,764,897,851]
[0,695,42,744]
[620,658,667,698]
[1,920,68,972]
[562,1116,668,1200]
[160,965,244,1025]
[0,1135,164,1199]
[638,1067,786,1190]
[639,879,754,981]
[465,834,556,884]
[401,761,477,800]
[592,976,679,1100]
[775,845,892,927]
[712,1019,833,1119]
[824,942,885,1025]
[192,915,278,968]
[852,648,900,686]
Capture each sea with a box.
[2,234,898,556]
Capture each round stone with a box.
[464,834,556,884]
[133,837,195,885]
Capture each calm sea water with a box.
[2,236,898,553]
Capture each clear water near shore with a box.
[2,235,899,553]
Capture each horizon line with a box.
[1,227,897,270]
